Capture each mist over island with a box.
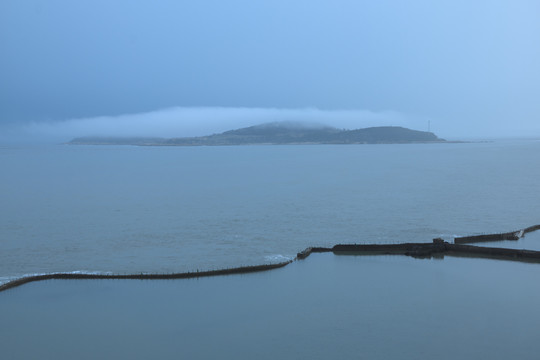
[2,1,540,359]
[68,121,445,146]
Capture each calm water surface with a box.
[2,141,540,358]
[2,254,540,359]
[1,141,540,282]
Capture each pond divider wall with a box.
[2,224,540,293]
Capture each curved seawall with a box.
[2,224,539,293]
[0,262,292,292]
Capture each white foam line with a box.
[0,270,115,286]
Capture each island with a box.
[68,122,445,146]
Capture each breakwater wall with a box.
[454,232,520,244]
[296,247,332,259]
[524,224,540,234]
[333,242,446,258]
[333,241,540,263]
[3,224,540,293]
[4,241,539,293]
[0,261,292,293]
[454,224,540,244]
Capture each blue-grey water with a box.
[1,141,540,358]
[2,254,540,359]
[1,141,539,282]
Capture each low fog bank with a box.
[1,107,417,144]
[1,107,538,144]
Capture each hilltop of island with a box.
[68,122,446,146]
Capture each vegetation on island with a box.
[68,122,445,146]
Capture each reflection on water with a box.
[2,254,540,360]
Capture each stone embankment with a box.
[2,224,539,293]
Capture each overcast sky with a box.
[1,0,539,141]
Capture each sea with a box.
[1,140,540,359]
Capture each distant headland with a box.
[68,122,446,146]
